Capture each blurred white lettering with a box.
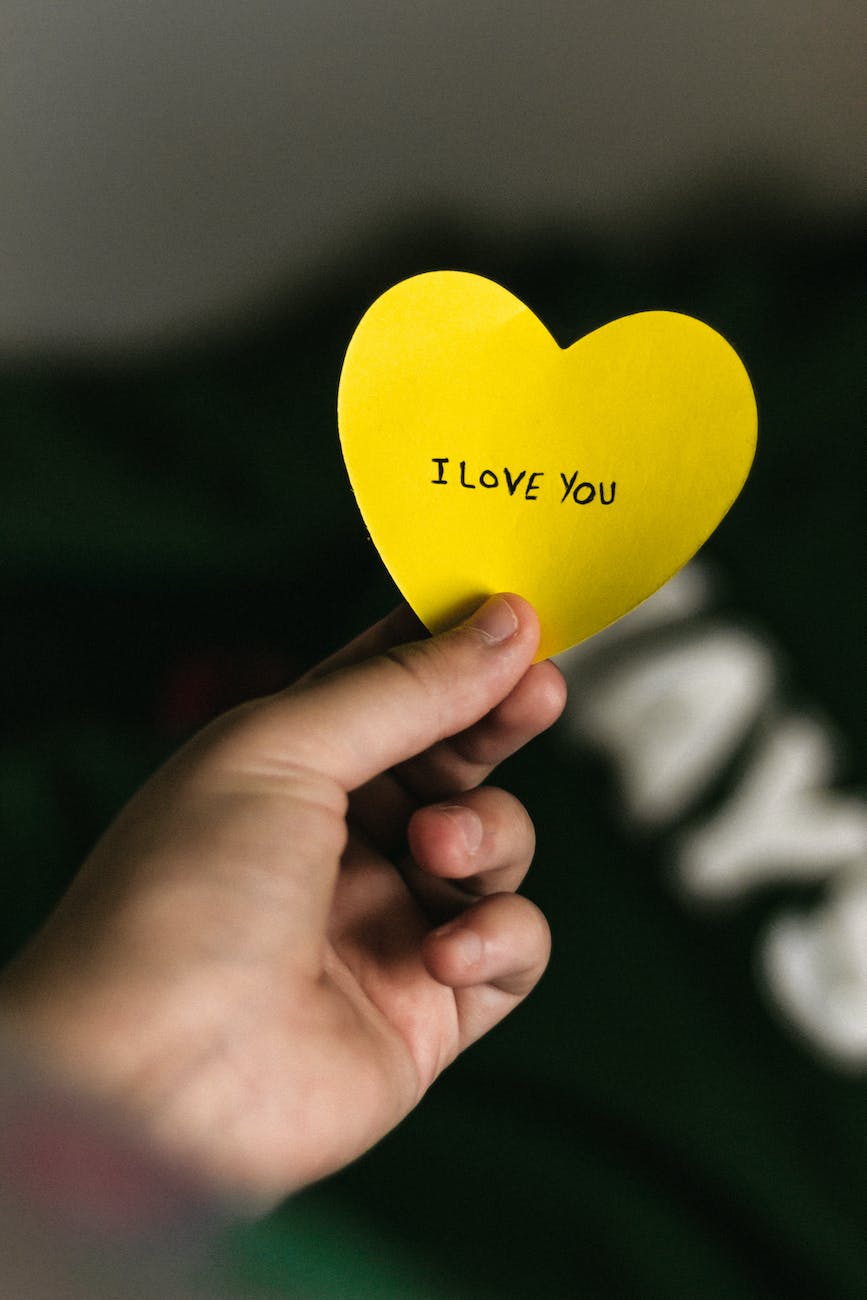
[572,628,774,827]
[677,716,867,898]
[763,864,867,1066]
[558,566,867,1069]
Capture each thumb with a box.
[236,595,540,790]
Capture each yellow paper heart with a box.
[338,272,757,660]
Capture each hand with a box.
[0,595,565,1208]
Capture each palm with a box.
[184,755,542,1201]
[329,832,463,1084]
[0,598,564,1208]
[160,836,461,1202]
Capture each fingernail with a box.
[440,806,483,854]
[435,920,483,967]
[467,595,518,645]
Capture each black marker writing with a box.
[560,471,616,505]
[525,471,544,501]
[429,459,614,504]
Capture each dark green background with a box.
[2,210,865,1297]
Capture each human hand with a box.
[0,595,565,1208]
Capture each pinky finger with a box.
[422,891,551,999]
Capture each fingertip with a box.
[422,918,485,987]
[407,803,483,878]
[533,658,568,725]
[497,658,567,729]
[501,594,542,654]
[500,593,541,633]
[423,894,552,996]
[462,594,540,656]
[456,658,566,768]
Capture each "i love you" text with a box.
[429,459,616,505]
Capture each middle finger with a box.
[407,785,537,897]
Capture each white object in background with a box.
[569,626,774,827]
[556,563,712,676]
[764,864,867,1066]
[677,715,867,899]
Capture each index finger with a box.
[232,594,541,791]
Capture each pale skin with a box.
[0,594,565,1210]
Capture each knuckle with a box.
[381,639,452,723]
[294,797,349,865]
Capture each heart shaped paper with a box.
[338,272,756,659]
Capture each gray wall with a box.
[1,1,864,350]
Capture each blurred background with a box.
[1,3,866,1295]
